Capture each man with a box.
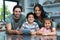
[5,5,26,35]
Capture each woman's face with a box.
[44,20,51,29]
[34,7,42,17]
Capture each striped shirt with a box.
[21,22,39,32]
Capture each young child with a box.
[21,12,39,35]
[37,18,56,35]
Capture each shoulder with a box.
[41,27,45,30]
[21,14,26,18]
[5,14,13,23]
[41,27,45,31]
[41,27,45,29]
[33,22,38,25]
[20,14,26,20]
[6,14,13,19]
[22,22,28,25]
[8,14,13,17]
[5,14,13,20]
[45,12,51,18]
[52,28,56,30]
[52,28,56,32]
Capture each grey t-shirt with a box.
[5,14,26,30]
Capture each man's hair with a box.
[13,5,22,12]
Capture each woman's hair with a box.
[43,18,53,32]
[34,4,46,19]
[26,12,35,19]
[13,5,22,12]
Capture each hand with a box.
[19,30,23,34]
[30,30,36,35]
[42,33,48,35]
[30,30,35,32]
[15,30,20,35]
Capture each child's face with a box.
[44,20,51,29]
[27,15,35,23]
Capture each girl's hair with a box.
[43,18,53,32]
[26,12,35,19]
[34,4,46,19]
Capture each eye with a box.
[15,11,21,13]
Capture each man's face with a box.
[13,8,21,19]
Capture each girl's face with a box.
[27,15,35,23]
[44,20,51,29]
[34,7,42,17]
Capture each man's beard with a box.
[14,14,20,19]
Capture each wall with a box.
[43,4,60,27]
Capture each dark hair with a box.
[43,18,53,32]
[34,4,45,19]
[13,5,22,12]
[26,12,35,19]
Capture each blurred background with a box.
[0,0,60,35]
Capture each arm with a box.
[36,29,42,35]
[19,24,25,34]
[47,28,56,35]
[31,26,40,35]
[30,30,36,35]
[37,27,44,35]
[6,23,19,35]
[42,28,56,35]
[19,23,28,34]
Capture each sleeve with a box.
[5,17,11,24]
[35,23,40,31]
[40,27,44,32]
[5,15,12,24]
[20,23,25,30]
[52,21,57,28]
[35,23,39,28]
[45,12,51,18]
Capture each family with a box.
[5,4,56,35]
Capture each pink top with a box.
[41,27,55,33]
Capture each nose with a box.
[36,11,39,13]
[17,11,20,14]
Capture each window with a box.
[5,1,17,19]
[0,0,3,21]
[0,0,18,21]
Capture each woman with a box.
[34,4,50,28]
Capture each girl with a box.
[21,12,39,35]
[37,18,56,35]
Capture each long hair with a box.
[43,18,53,32]
[34,4,46,19]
